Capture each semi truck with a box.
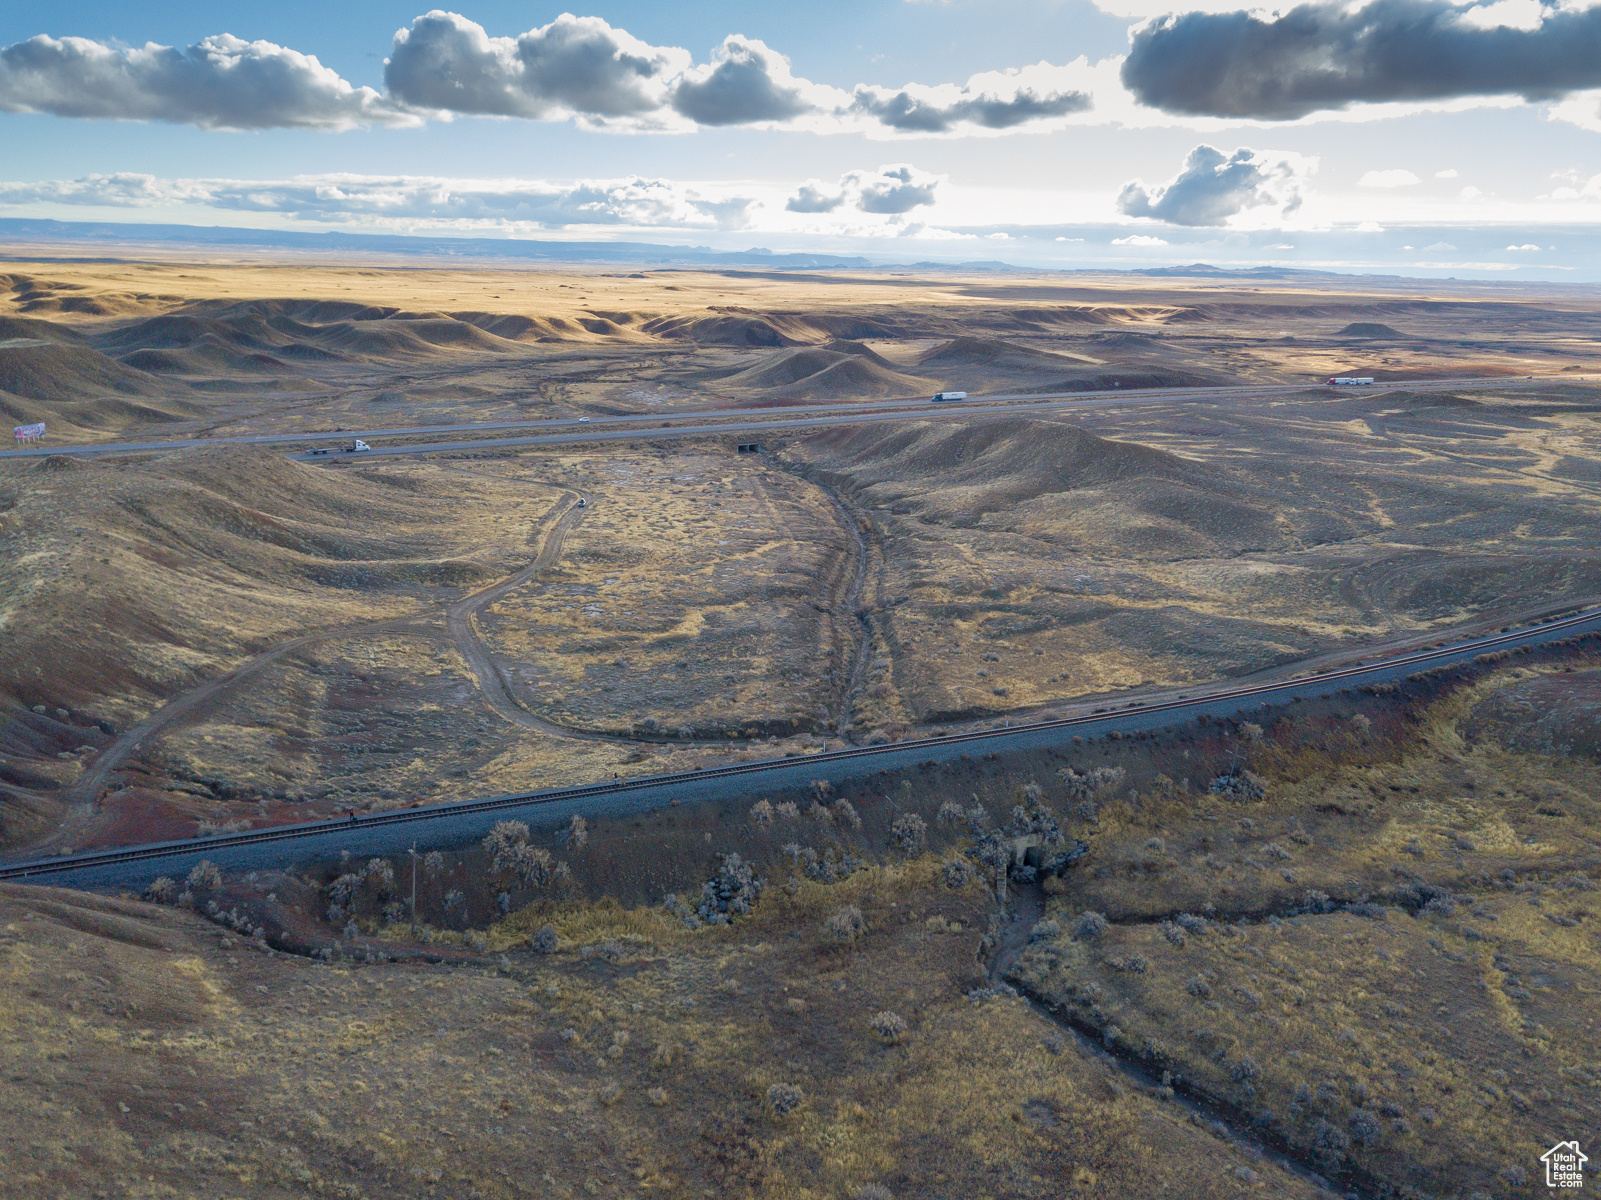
[307,439,371,456]
[932,391,968,402]
[1326,377,1375,386]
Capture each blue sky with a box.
[3,1,1601,277]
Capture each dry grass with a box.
[0,866,1327,1200]
[782,394,1601,724]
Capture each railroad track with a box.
[4,603,1597,889]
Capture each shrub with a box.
[697,853,764,924]
[1029,919,1060,942]
[143,877,176,904]
[1349,1108,1383,1147]
[942,855,978,888]
[749,800,775,826]
[342,920,360,940]
[483,820,530,864]
[568,815,588,849]
[186,859,222,891]
[808,802,834,825]
[1312,1118,1351,1164]
[1241,722,1264,743]
[1230,1057,1260,1085]
[889,813,927,857]
[1208,770,1267,801]
[823,904,865,943]
[1175,912,1208,934]
[936,801,966,827]
[1185,975,1213,998]
[835,799,862,830]
[869,1010,908,1044]
[483,822,560,887]
[1160,921,1186,947]
[1074,911,1110,941]
[423,850,444,874]
[532,925,558,953]
[775,801,800,819]
[810,780,835,802]
[1058,765,1125,800]
[327,872,364,906]
[855,1187,892,1200]
[364,858,395,893]
[766,1083,805,1116]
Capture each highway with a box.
[2,374,1586,462]
[3,604,1595,892]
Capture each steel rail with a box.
[3,605,1596,885]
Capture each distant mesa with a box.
[1336,322,1405,338]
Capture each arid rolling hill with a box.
[781,390,1601,729]
[4,255,1601,861]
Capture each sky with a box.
[3,0,1601,278]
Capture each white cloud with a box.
[1506,242,1541,249]
[1358,169,1421,187]
[384,11,690,128]
[785,163,943,215]
[1112,234,1169,245]
[849,60,1092,134]
[1118,145,1314,227]
[384,13,1091,136]
[1354,221,1386,231]
[1423,240,1457,250]
[1435,168,1460,178]
[0,172,756,229]
[670,34,847,127]
[0,32,411,130]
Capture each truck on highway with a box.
[932,391,968,402]
[307,439,371,456]
[1326,377,1375,386]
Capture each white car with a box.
[577,417,590,423]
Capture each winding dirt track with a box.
[442,492,616,741]
[30,491,596,855]
[49,614,434,852]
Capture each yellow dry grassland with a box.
[474,450,858,737]
[782,393,1601,725]
[0,869,1332,1200]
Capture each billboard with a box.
[13,423,45,443]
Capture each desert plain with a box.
[2,250,1601,1199]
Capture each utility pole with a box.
[409,842,419,939]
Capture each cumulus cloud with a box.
[384,10,689,123]
[1122,0,1601,120]
[786,164,942,215]
[1112,234,1169,245]
[0,32,410,129]
[1358,169,1420,187]
[3,14,1112,136]
[849,60,1092,132]
[1117,144,1312,226]
[0,172,756,229]
[671,35,845,125]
